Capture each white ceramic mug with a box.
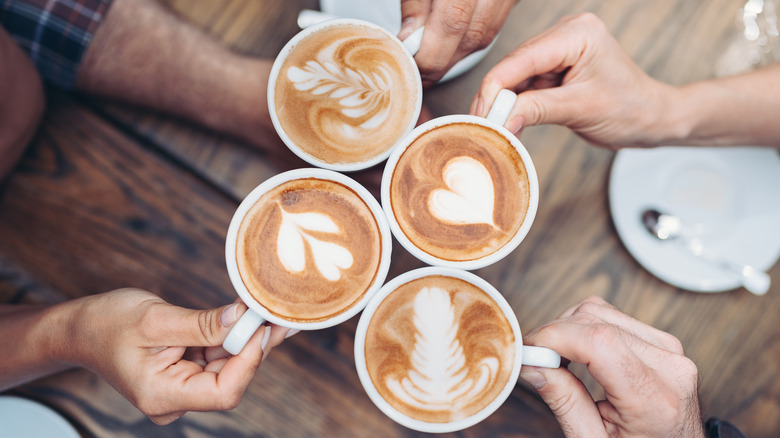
[354,267,560,433]
[223,168,392,355]
[267,18,424,172]
[381,89,540,270]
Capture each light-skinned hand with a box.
[471,13,676,150]
[520,296,705,438]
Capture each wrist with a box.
[643,81,695,147]
[39,298,88,369]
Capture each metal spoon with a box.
[641,208,771,295]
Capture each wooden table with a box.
[2,0,778,436]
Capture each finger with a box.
[415,0,477,82]
[262,324,291,356]
[448,0,513,65]
[149,411,184,426]
[503,85,584,132]
[558,296,685,355]
[204,344,232,363]
[595,400,622,436]
[165,325,268,412]
[525,318,657,404]
[147,301,246,347]
[473,14,587,118]
[399,0,431,40]
[519,366,608,437]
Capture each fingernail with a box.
[506,114,524,134]
[260,326,272,352]
[220,302,240,327]
[474,96,484,117]
[285,329,300,339]
[519,367,547,389]
[398,17,415,40]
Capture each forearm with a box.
[75,0,270,146]
[662,64,780,147]
[0,26,45,179]
[0,302,78,391]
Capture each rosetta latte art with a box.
[277,208,353,281]
[273,24,419,164]
[386,287,499,410]
[288,60,392,132]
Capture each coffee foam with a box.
[364,275,515,423]
[236,178,381,322]
[274,24,419,165]
[390,122,530,261]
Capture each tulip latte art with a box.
[274,24,419,165]
[364,275,516,423]
[236,178,382,322]
[389,122,530,261]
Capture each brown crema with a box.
[389,122,530,261]
[364,275,516,423]
[236,178,381,322]
[274,24,419,165]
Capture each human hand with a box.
[471,13,678,150]
[520,296,705,438]
[398,0,518,86]
[61,288,289,425]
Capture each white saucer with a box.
[609,146,780,292]
[319,0,496,82]
[0,396,80,437]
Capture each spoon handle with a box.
[682,239,771,295]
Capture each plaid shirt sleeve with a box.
[0,0,113,90]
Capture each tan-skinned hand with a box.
[399,0,518,86]
[61,288,289,425]
[520,296,705,438]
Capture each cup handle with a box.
[296,9,424,56]
[401,26,424,56]
[223,308,266,355]
[297,9,340,28]
[521,345,561,368]
[485,89,518,127]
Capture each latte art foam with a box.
[364,276,515,423]
[390,122,530,261]
[236,178,382,322]
[274,24,419,165]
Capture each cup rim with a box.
[225,168,392,330]
[380,115,540,270]
[353,266,524,433]
[267,18,423,172]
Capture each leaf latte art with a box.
[364,276,515,423]
[236,178,382,323]
[274,24,419,165]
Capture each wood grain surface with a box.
[1,0,779,437]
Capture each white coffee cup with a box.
[354,267,560,433]
[381,89,539,270]
[223,168,392,355]
[268,18,424,172]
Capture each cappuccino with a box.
[363,274,516,424]
[272,22,420,166]
[388,122,531,262]
[235,177,382,322]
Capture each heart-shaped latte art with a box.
[428,156,496,227]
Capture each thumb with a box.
[506,87,581,133]
[150,301,246,347]
[519,366,608,437]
